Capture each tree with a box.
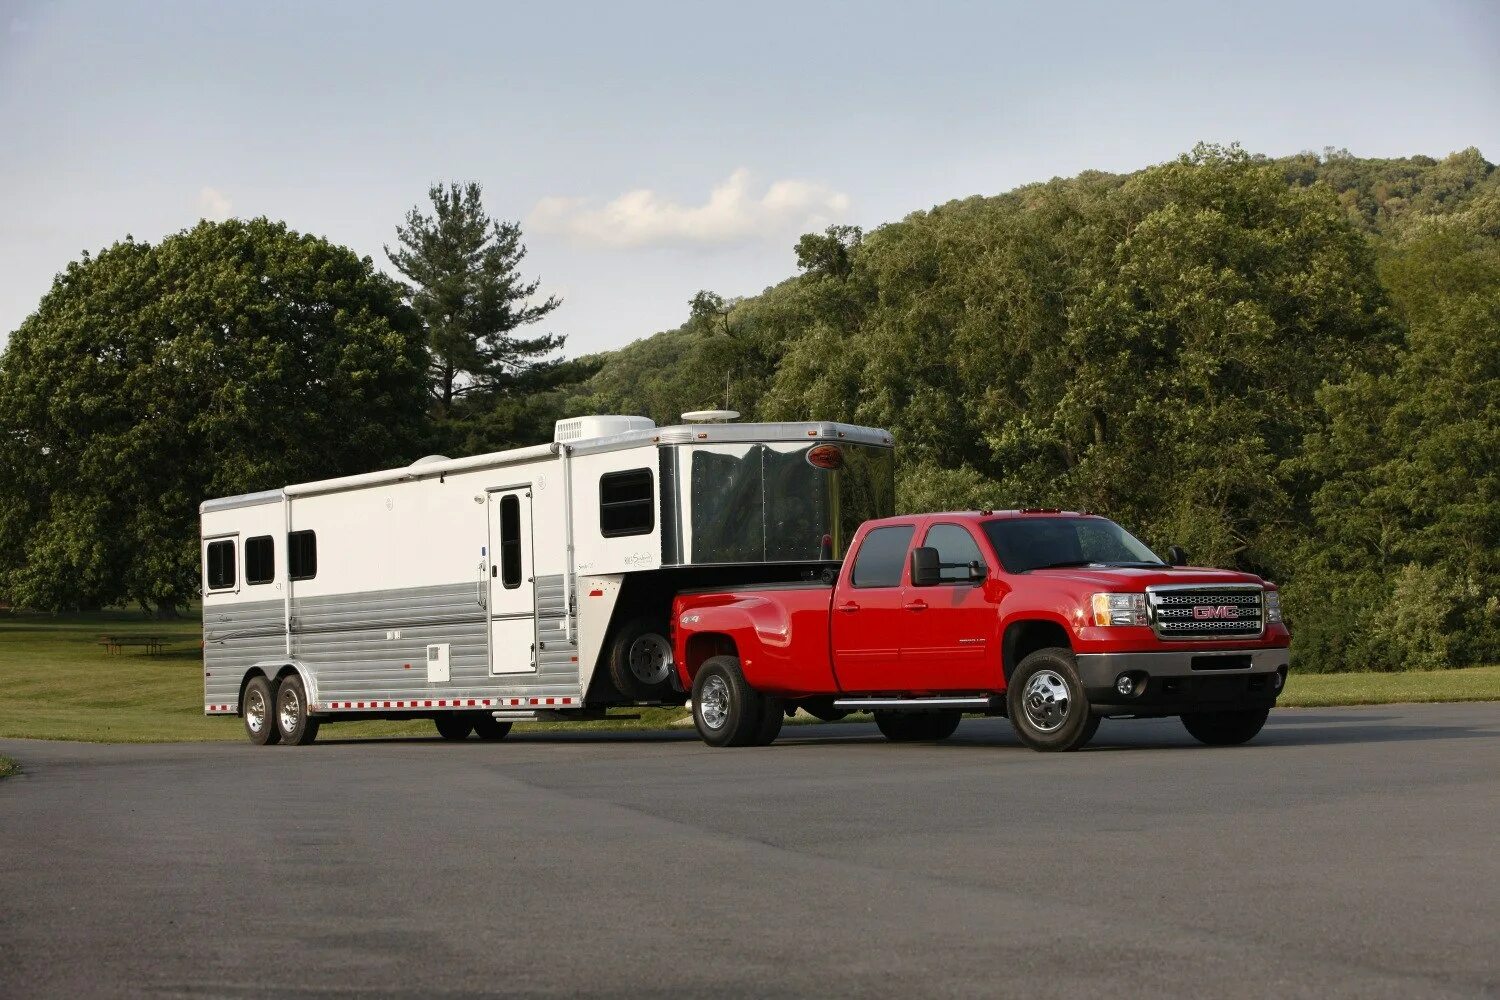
[0,219,428,615]
[387,183,562,421]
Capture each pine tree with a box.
[387,182,562,418]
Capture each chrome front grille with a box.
[1147,586,1265,640]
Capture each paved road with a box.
[2,704,1498,998]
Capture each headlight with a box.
[1091,592,1149,627]
[1264,590,1282,624]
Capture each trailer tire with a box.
[242,675,280,746]
[472,714,514,742]
[691,655,764,748]
[1007,647,1096,752]
[1181,708,1270,746]
[607,617,676,701]
[873,711,961,742]
[434,714,473,741]
[752,697,785,746]
[274,674,319,746]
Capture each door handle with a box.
[838,602,860,613]
[904,600,928,612]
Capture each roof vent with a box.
[409,455,450,467]
[554,415,655,443]
[680,409,740,422]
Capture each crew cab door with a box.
[830,523,915,692]
[902,522,1000,691]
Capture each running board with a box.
[492,710,537,721]
[832,696,993,711]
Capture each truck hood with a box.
[1023,566,1269,591]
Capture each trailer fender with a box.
[238,660,319,716]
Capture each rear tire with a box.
[607,616,676,701]
[242,675,279,746]
[434,714,473,741]
[1007,648,1096,752]
[1181,708,1270,746]
[472,714,513,742]
[691,655,765,747]
[752,696,785,746]
[274,674,319,746]
[873,711,961,742]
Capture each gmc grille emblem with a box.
[1193,605,1240,620]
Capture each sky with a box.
[2,0,1497,357]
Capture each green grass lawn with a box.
[1,611,1497,743]
[0,756,17,778]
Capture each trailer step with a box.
[832,696,994,711]
[491,710,538,721]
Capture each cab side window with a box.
[925,523,985,583]
[850,525,915,588]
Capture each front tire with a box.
[242,675,279,746]
[1007,647,1097,752]
[691,655,766,747]
[874,711,961,742]
[607,617,676,701]
[1181,708,1270,746]
[434,714,473,741]
[274,674,319,746]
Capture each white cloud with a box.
[198,186,233,221]
[527,169,850,248]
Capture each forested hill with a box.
[561,145,1499,672]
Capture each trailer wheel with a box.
[752,696,785,746]
[273,674,319,746]
[472,714,514,741]
[607,617,676,701]
[242,675,280,746]
[1181,708,1270,746]
[691,655,765,747]
[873,711,961,742]
[1007,648,1096,752]
[434,714,473,740]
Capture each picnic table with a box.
[97,634,173,656]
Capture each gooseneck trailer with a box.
[200,415,895,744]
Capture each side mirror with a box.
[968,560,988,582]
[910,546,941,587]
[1167,545,1189,567]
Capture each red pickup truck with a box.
[671,510,1290,751]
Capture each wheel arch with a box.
[680,632,739,687]
[1001,618,1074,686]
[239,660,317,716]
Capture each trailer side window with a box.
[850,525,915,588]
[288,530,317,581]
[244,535,274,585]
[205,540,236,591]
[600,469,654,537]
[499,494,522,589]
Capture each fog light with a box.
[1115,674,1135,697]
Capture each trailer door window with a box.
[600,469,654,537]
[244,535,274,585]
[850,525,915,588]
[499,494,523,588]
[205,540,236,591]
[288,530,317,581]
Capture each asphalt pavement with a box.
[2,704,1498,998]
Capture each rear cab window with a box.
[849,524,916,588]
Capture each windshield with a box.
[682,442,894,563]
[981,517,1163,573]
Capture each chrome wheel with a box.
[626,633,673,686]
[245,688,267,734]
[698,674,731,730]
[1022,669,1071,733]
[278,686,301,735]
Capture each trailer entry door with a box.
[488,487,537,675]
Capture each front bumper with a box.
[1076,648,1289,716]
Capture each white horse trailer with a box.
[201,415,895,744]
